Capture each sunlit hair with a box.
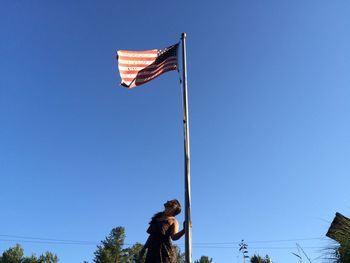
[165,199,181,216]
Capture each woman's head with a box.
[163,199,181,216]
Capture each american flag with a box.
[117,44,179,88]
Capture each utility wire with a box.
[0,234,326,248]
[0,239,327,250]
[190,237,325,245]
[190,246,325,250]
[246,237,325,244]
[0,239,98,245]
[0,234,96,244]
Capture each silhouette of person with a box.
[140,199,185,263]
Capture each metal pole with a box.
[181,32,192,263]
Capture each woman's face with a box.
[164,201,175,215]
[164,200,172,207]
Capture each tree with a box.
[0,244,24,263]
[173,245,185,263]
[23,255,40,263]
[194,255,213,263]
[93,226,128,263]
[0,244,58,263]
[92,226,189,263]
[123,243,145,263]
[38,252,58,263]
[250,254,271,263]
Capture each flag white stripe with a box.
[119,58,177,72]
[117,52,158,58]
[117,59,155,65]
[117,44,178,88]
[120,64,177,79]
[120,62,177,80]
[117,50,157,54]
[122,67,175,87]
[118,57,177,67]
[135,67,176,83]
[118,66,147,71]
[118,53,177,65]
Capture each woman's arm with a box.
[170,218,185,241]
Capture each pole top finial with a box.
[181,32,187,39]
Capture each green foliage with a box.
[194,255,213,263]
[38,252,58,263]
[250,254,271,263]
[173,245,185,263]
[94,227,126,263]
[93,227,149,263]
[123,243,145,263]
[0,244,58,263]
[93,226,187,263]
[0,227,209,263]
[0,244,24,263]
[22,255,40,263]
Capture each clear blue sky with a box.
[1,1,350,262]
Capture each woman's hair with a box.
[150,211,165,223]
[166,199,181,216]
[150,199,181,223]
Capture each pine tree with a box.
[93,227,127,263]
[194,255,213,263]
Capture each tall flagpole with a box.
[181,32,192,263]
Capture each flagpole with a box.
[181,32,192,263]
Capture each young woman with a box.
[140,199,185,263]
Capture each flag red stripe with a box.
[118,50,157,55]
[118,63,150,68]
[118,56,177,68]
[117,44,178,88]
[119,58,177,74]
[135,68,176,86]
[121,67,176,88]
[122,66,177,82]
[118,56,157,61]
[120,62,177,80]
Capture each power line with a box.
[191,237,325,245]
[0,239,97,246]
[0,234,96,244]
[246,237,325,244]
[0,239,327,251]
[0,234,326,247]
[191,246,325,250]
